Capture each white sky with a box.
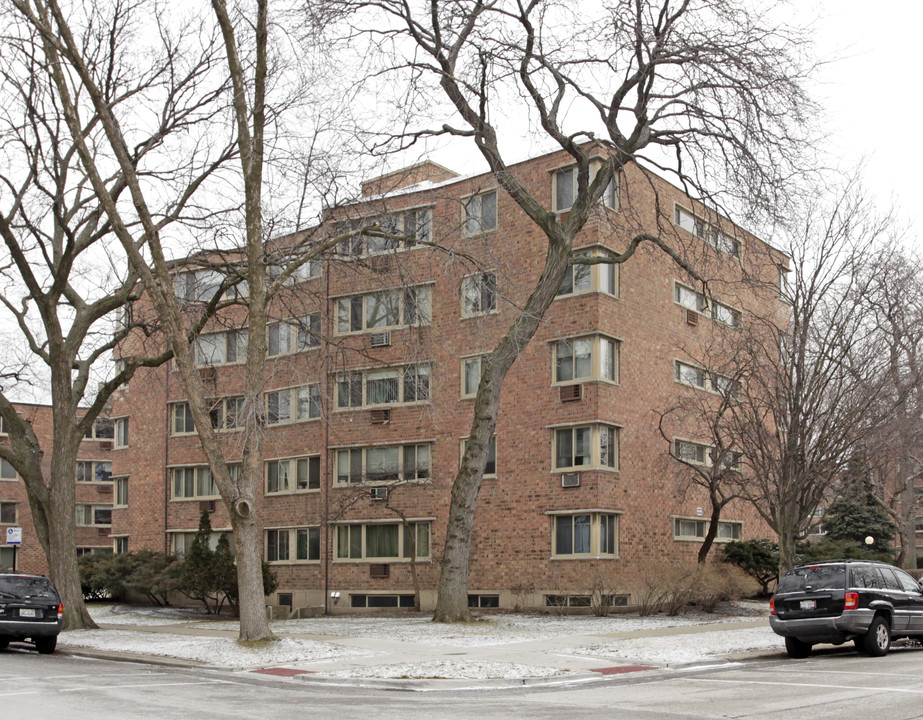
[809,0,923,252]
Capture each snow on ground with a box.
[60,629,375,667]
[324,661,568,680]
[54,602,780,676]
[570,626,780,665]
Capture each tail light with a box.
[56,604,63,620]
[769,598,776,616]
[844,592,859,611]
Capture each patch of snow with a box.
[324,660,567,680]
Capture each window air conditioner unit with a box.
[369,254,393,272]
[97,528,109,537]
[560,384,582,402]
[561,472,581,488]
[369,563,390,578]
[370,487,388,501]
[685,308,699,326]
[98,440,113,451]
[370,408,391,424]
[200,366,218,383]
[199,499,216,513]
[96,484,113,495]
[370,331,391,348]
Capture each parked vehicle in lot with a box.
[770,560,923,658]
[0,573,63,654]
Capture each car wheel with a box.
[34,636,56,655]
[862,616,890,657]
[785,636,812,659]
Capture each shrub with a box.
[690,564,749,612]
[721,540,779,595]
[795,537,896,565]
[637,561,697,616]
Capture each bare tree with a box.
[731,182,900,574]
[0,9,219,629]
[344,0,817,620]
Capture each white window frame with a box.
[114,418,129,448]
[674,360,706,389]
[76,460,113,484]
[266,385,321,425]
[552,161,617,213]
[461,355,487,398]
[335,208,433,256]
[209,396,246,431]
[548,510,620,558]
[170,464,237,500]
[114,477,128,507]
[265,456,321,494]
[673,439,741,470]
[461,272,498,317]
[265,526,321,563]
[170,530,231,558]
[195,329,248,367]
[334,521,432,562]
[335,365,431,410]
[335,286,431,335]
[463,191,497,235]
[333,443,431,485]
[0,459,16,481]
[268,314,321,357]
[556,251,618,298]
[171,402,196,435]
[552,424,619,472]
[76,504,112,527]
[461,436,497,478]
[553,335,619,384]
[672,516,742,542]
[674,205,740,257]
[0,501,17,524]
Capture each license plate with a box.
[800,600,816,610]
[18,608,36,618]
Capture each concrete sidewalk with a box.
[57,615,781,689]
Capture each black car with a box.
[770,560,923,658]
[0,573,63,654]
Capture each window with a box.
[171,465,237,499]
[266,527,321,563]
[335,521,431,561]
[267,385,321,424]
[85,417,114,440]
[554,425,618,470]
[464,191,497,234]
[557,254,617,297]
[0,459,16,481]
[336,365,431,409]
[462,355,487,398]
[674,206,740,257]
[468,594,501,609]
[195,329,248,366]
[76,504,112,527]
[675,361,706,389]
[172,403,196,435]
[462,273,497,316]
[171,531,230,558]
[0,416,7,434]
[266,456,321,494]
[268,314,321,356]
[335,209,432,256]
[554,336,618,383]
[674,440,740,470]
[462,436,496,477]
[114,477,128,507]
[114,418,129,448]
[673,517,742,542]
[553,164,616,212]
[113,537,129,554]
[778,266,791,301]
[551,512,619,557]
[210,396,246,430]
[335,444,431,485]
[267,258,321,284]
[350,594,417,608]
[174,269,224,302]
[675,283,708,313]
[0,547,13,571]
[76,461,112,483]
[712,301,740,328]
[336,287,431,334]
[0,502,15,524]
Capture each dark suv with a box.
[770,560,923,658]
[0,573,63,654]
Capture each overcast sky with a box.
[810,0,922,251]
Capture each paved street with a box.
[3,642,923,718]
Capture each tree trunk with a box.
[697,503,724,564]
[231,500,271,641]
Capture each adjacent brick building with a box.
[104,147,792,612]
[0,406,115,572]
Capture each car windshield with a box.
[777,565,846,593]
[0,576,57,599]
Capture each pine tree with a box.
[824,460,897,553]
[179,511,218,612]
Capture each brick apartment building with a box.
[8,147,796,611]
[0,406,116,573]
